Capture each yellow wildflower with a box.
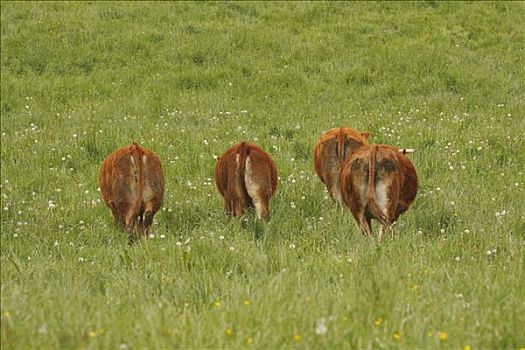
[88,330,97,338]
[213,301,221,308]
[244,299,251,305]
[438,331,448,341]
[392,331,401,341]
[293,334,302,342]
[226,328,234,336]
[374,317,383,327]
[246,337,253,345]
[463,345,472,350]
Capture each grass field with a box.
[1,2,524,349]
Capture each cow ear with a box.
[361,132,370,140]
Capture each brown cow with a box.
[313,127,370,203]
[99,143,165,238]
[340,144,418,240]
[215,142,278,219]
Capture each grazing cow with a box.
[99,143,165,238]
[313,127,370,203]
[215,142,278,219]
[340,144,418,240]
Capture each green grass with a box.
[1,1,524,349]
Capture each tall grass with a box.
[1,2,524,349]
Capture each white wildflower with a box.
[315,318,328,335]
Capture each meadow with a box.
[1,2,524,349]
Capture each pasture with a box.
[1,2,524,349]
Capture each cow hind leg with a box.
[120,201,140,238]
[222,194,233,216]
[108,201,121,224]
[351,207,372,237]
[111,199,132,232]
[224,199,232,216]
[233,198,247,217]
[329,183,343,205]
[252,191,270,220]
[141,202,156,237]
[359,212,373,237]
[123,207,137,236]
[379,182,400,241]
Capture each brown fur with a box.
[340,144,418,240]
[312,127,370,203]
[215,142,278,219]
[99,143,165,238]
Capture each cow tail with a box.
[130,142,144,209]
[367,144,387,224]
[337,127,345,162]
[236,142,250,200]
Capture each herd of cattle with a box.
[99,127,418,241]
